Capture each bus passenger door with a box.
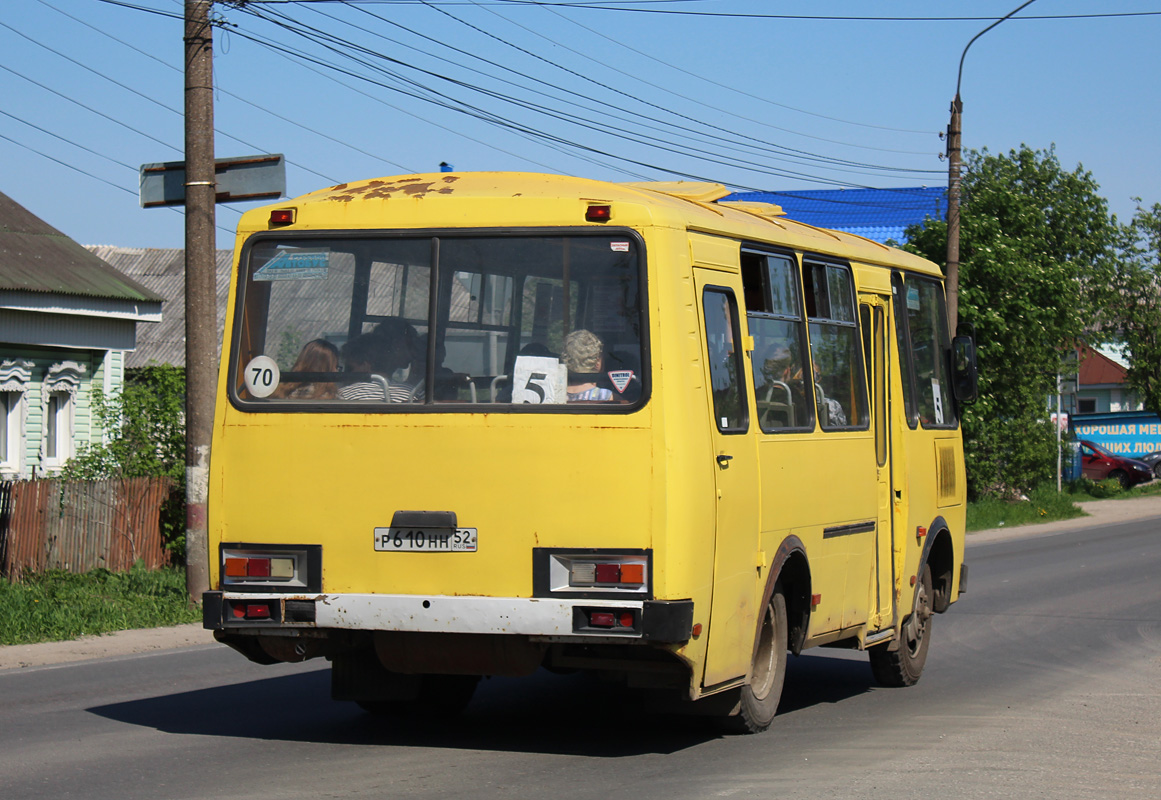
[696,274,762,688]
[860,296,895,630]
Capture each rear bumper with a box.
[203,591,693,643]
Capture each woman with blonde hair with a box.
[272,338,339,400]
[563,329,614,402]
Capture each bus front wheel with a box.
[870,565,933,687]
[726,587,788,734]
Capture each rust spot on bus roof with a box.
[324,175,460,203]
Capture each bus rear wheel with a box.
[870,565,933,687]
[726,588,788,734]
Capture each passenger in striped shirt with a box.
[339,320,421,402]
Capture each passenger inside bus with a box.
[410,334,464,401]
[563,329,614,402]
[339,320,420,402]
[758,344,803,428]
[273,339,339,400]
[813,361,848,427]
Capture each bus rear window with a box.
[231,232,646,411]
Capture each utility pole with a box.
[946,0,1038,336]
[184,0,215,603]
[945,94,962,335]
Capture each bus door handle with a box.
[716,454,733,469]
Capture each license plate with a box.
[374,527,477,552]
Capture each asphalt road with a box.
[2,518,1159,800]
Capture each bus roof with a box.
[239,172,943,277]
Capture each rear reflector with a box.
[230,602,274,621]
[594,563,621,584]
[590,611,615,628]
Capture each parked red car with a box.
[1079,440,1154,488]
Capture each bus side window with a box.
[802,261,868,430]
[702,288,748,433]
[891,272,919,428]
[905,277,956,428]
[742,250,813,432]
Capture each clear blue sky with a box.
[3,0,1158,250]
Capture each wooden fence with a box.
[0,477,175,580]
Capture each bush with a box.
[61,365,186,561]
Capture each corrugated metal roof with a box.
[0,190,163,302]
[1079,342,1127,387]
[86,246,233,368]
[721,186,947,244]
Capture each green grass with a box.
[967,477,1161,532]
[966,487,1087,532]
[0,565,199,646]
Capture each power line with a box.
[226,14,924,192]
[34,0,413,175]
[531,2,935,137]
[0,62,182,155]
[0,18,341,185]
[239,1,1161,22]
[410,0,938,173]
[0,128,239,236]
[234,3,940,186]
[304,0,935,175]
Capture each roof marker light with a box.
[585,204,611,222]
[269,208,295,225]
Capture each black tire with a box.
[724,588,788,734]
[1110,469,1130,489]
[869,565,933,687]
[358,674,480,717]
[1153,463,1161,479]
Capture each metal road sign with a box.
[140,154,286,208]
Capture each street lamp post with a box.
[946,0,1038,335]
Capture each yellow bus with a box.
[203,172,978,732]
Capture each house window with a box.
[1077,397,1096,414]
[0,392,17,469]
[40,361,86,471]
[44,392,73,467]
[0,360,33,477]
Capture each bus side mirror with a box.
[951,333,978,404]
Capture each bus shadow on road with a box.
[88,653,873,756]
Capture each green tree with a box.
[62,365,186,556]
[1107,202,1161,415]
[905,145,1118,498]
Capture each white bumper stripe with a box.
[232,593,645,636]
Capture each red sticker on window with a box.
[608,370,634,393]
